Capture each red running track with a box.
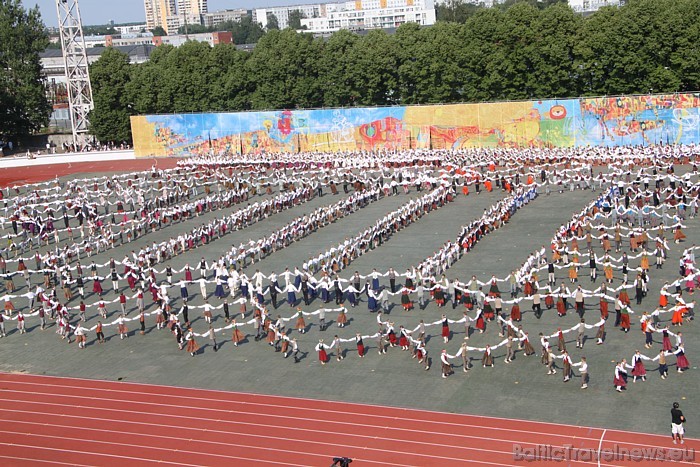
[0,158,179,188]
[0,373,696,466]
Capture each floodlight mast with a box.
[56,0,94,151]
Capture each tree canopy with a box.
[0,0,51,143]
[89,0,700,143]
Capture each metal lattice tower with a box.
[56,0,94,150]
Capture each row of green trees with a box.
[89,0,700,143]
[2,0,700,144]
[0,0,50,144]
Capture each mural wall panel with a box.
[131,93,700,157]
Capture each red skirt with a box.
[399,336,408,347]
[677,355,689,369]
[187,339,199,352]
[357,344,364,356]
[659,295,668,307]
[389,332,397,344]
[619,292,630,305]
[556,300,566,315]
[511,305,521,321]
[318,349,328,362]
[545,296,554,308]
[118,323,127,334]
[613,376,626,388]
[632,360,646,377]
[600,300,609,319]
[476,316,485,330]
[620,314,630,328]
[441,325,449,338]
[93,281,103,294]
[663,336,672,351]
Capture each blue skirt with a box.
[215,284,225,298]
[180,287,188,299]
[368,296,377,311]
[287,291,296,305]
[372,278,380,291]
[320,288,329,301]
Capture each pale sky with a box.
[30,0,310,27]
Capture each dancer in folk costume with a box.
[231,319,245,346]
[336,306,348,328]
[315,339,331,365]
[571,357,589,389]
[440,349,453,378]
[355,333,365,358]
[556,328,566,352]
[117,314,128,339]
[674,344,690,372]
[186,328,199,356]
[475,307,486,334]
[519,331,536,356]
[613,359,632,392]
[400,289,413,310]
[397,325,410,350]
[554,350,573,382]
[295,308,307,333]
[440,314,450,343]
[655,349,669,379]
[409,336,430,370]
[630,350,647,382]
[332,335,344,362]
[482,345,494,367]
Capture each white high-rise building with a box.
[176,0,208,16]
[145,0,209,35]
[254,0,435,33]
[202,9,248,28]
[568,0,623,13]
[144,0,176,31]
[253,4,324,30]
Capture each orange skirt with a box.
[659,294,668,307]
[232,329,245,343]
[672,308,685,325]
[337,312,347,324]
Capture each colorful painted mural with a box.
[131,93,700,157]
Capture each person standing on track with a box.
[671,402,686,445]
